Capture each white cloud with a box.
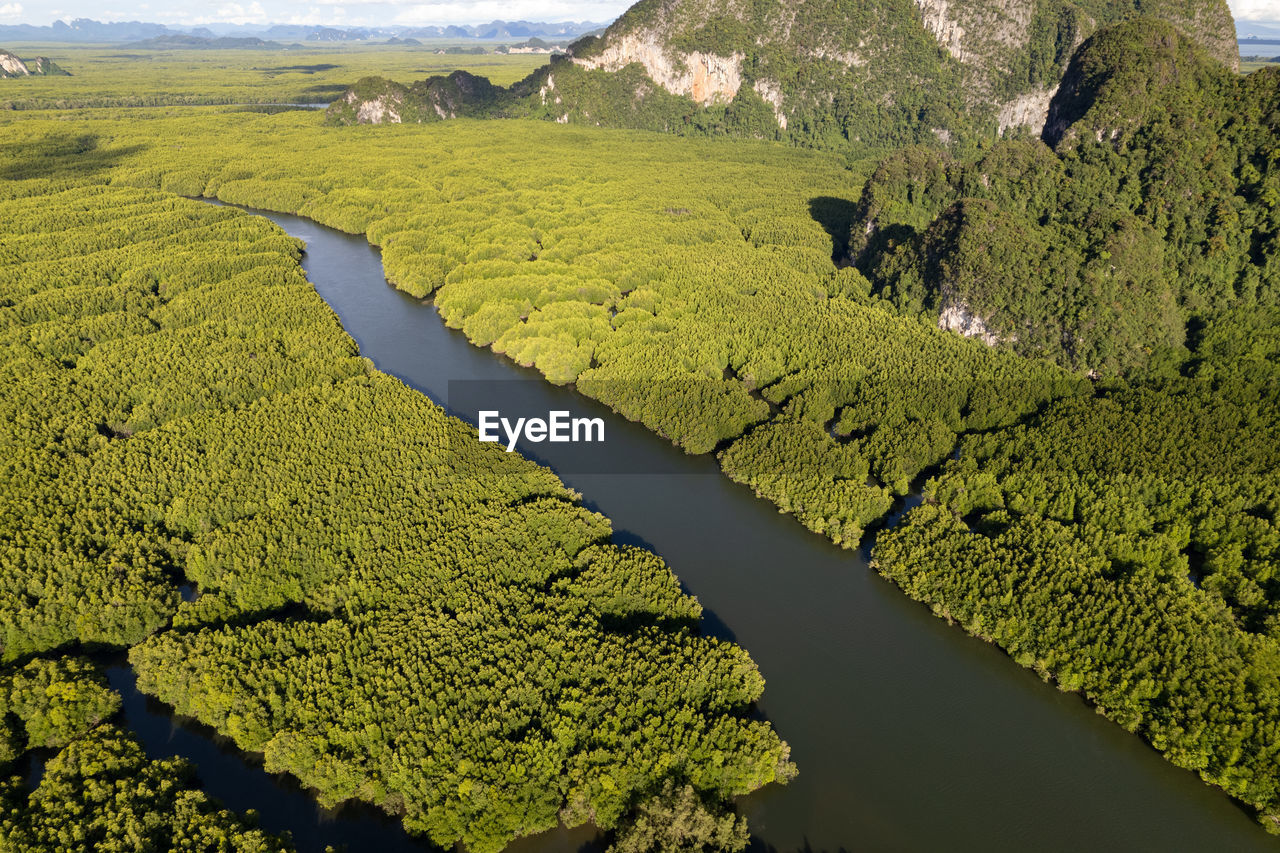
[1231,0,1280,21]
[193,0,268,24]
[0,0,1274,32]
[386,1,627,24]
[127,0,626,27]
[285,6,336,23]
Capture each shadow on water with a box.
[609,528,659,552]
[101,657,449,853]
[749,842,852,853]
[806,196,858,265]
[16,748,54,790]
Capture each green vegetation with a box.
[328,0,1236,150]
[0,173,789,850]
[325,70,506,124]
[0,108,1067,551]
[874,325,1280,828]
[4,13,1280,839]
[560,0,975,149]
[0,51,68,78]
[514,58,793,142]
[607,780,748,853]
[325,55,795,139]
[0,187,363,658]
[0,658,120,763]
[848,21,1280,831]
[1242,57,1280,73]
[0,45,544,109]
[851,21,1280,375]
[1,726,293,852]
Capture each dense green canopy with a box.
[4,17,1280,836]
[852,21,1280,376]
[1,726,292,853]
[0,179,789,851]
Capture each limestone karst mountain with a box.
[329,0,1237,148]
[846,19,1279,374]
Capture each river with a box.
[105,204,1276,852]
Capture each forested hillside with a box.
[846,19,1280,831]
[328,0,1237,150]
[0,177,789,851]
[852,20,1280,375]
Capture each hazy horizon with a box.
[0,2,629,29]
[1,0,1270,31]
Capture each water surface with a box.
[114,204,1273,853]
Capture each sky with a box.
[0,0,633,27]
[0,0,1275,29]
[1235,0,1280,22]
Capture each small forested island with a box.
[2,0,1280,851]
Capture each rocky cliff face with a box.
[915,0,968,59]
[912,0,1235,127]
[558,0,1238,141]
[328,78,407,124]
[0,50,69,78]
[937,302,1004,345]
[352,90,403,123]
[330,0,1238,147]
[997,87,1060,133]
[326,71,502,125]
[575,35,744,105]
[0,50,29,77]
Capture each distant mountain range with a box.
[0,18,608,44]
[1237,20,1280,39]
[122,35,287,51]
[6,13,1270,48]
